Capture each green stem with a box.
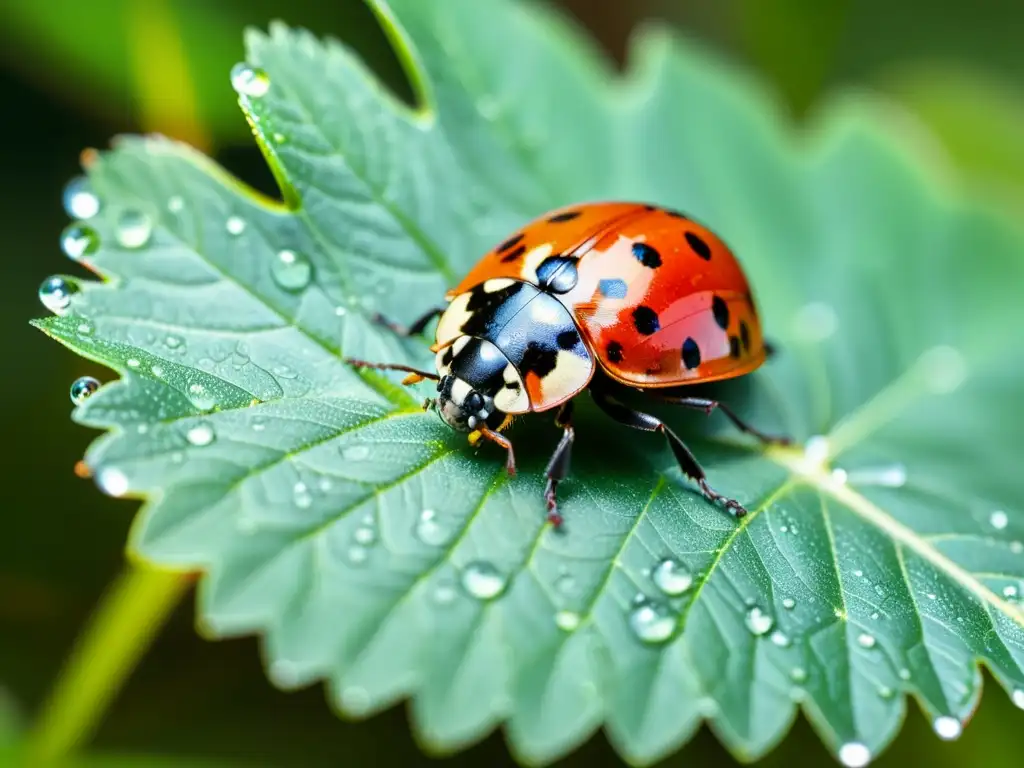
[23,563,192,764]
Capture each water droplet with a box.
[354,526,375,545]
[926,592,937,600]
[77,320,94,336]
[831,468,848,485]
[870,611,880,620]
[461,561,506,600]
[272,132,286,143]
[990,510,1009,530]
[920,345,967,394]
[857,633,876,649]
[782,597,796,610]
[898,668,911,681]
[187,383,215,411]
[69,376,99,405]
[164,334,184,351]
[339,685,370,715]
[1012,688,1024,709]
[151,364,164,378]
[347,545,368,564]
[433,582,457,605]
[1002,584,1018,599]
[853,569,864,578]
[167,195,184,213]
[185,421,215,446]
[804,435,830,466]
[838,742,871,768]
[780,524,789,533]
[115,209,153,249]
[60,223,100,261]
[415,509,448,546]
[342,444,369,461]
[794,301,837,342]
[293,481,312,509]
[230,62,270,97]
[1011,541,1023,554]
[96,466,128,497]
[847,464,908,488]
[268,659,300,689]
[126,358,140,369]
[62,176,101,219]
[770,630,790,647]
[790,667,807,683]
[318,478,332,492]
[555,610,581,631]
[628,600,677,644]
[226,216,246,235]
[335,306,347,317]
[932,715,961,740]
[271,249,313,291]
[878,686,894,699]
[745,605,774,636]
[652,558,693,596]
[39,275,79,315]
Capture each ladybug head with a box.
[434,374,499,433]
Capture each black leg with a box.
[372,306,445,337]
[764,340,778,360]
[652,395,790,445]
[343,358,440,385]
[590,386,747,518]
[543,402,575,528]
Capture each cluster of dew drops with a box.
[43,60,324,415]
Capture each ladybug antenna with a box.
[343,358,440,383]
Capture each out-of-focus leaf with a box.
[31,0,1024,766]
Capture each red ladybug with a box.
[347,202,789,527]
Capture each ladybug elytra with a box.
[346,202,789,527]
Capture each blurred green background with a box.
[1,0,1022,765]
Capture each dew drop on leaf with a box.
[77,320,94,336]
[782,597,796,610]
[167,195,184,213]
[230,62,270,97]
[415,508,448,546]
[342,444,369,461]
[272,249,313,291]
[1012,689,1024,709]
[187,383,215,411]
[857,633,876,649]
[745,606,774,636]
[96,466,128,497]
[151,364,164,378]
[115,209,153,249]
[1011,541,1023,554]
[226,216,246,235]
[878,686,894,699]
[347,545,368,565]
[61,224,99,261]
[69,376,99,405]
[837,742,871,768]
[293,481,312,509]
[990,510,1009,530]
[628,600,677,644]
[461,561,506,600]
[652,558,693,596]
[62,176,101,219]
[932,716,962,740]
[770,630,790,647]
[803,435,830,466]
[185,421,215,447]
[555,610,581,631]
[353,525,376,545]
[790,667,807,683]
[432,581,457,605]
[38,276,79,315]
[126,358,140,369]
[899,668,911,681]
[1002,584,1017,600]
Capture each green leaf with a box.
[33,0,1024,765]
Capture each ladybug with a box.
[346,202,789,527]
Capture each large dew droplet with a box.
[61,224,100,261]
[555,610,581,631]
[272,249,313,291]
[62,176,101,219]
[652,558,693,596]
[857,633,876,649]
[415,509,448,546]
[96,466,129,498]
[1012,688,1024,709]
[460,561,506,600]
[628,600,677,644]
[69,376,99,405]
[932,716,962,740]
[990,510,1009,530]
[185,421,216,447]
[838,742,871,768]
[115,210,153,249]
[38,276,80,315]
[745,605,774,636]
[226,216,246,235]
[230,62,270,97]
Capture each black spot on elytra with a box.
[556,329,579,350]
[681,337,701,369]
[631,242,662,269]
[740,320,751,351]
[729,336,741,359]
[605,340,623,363]
[632,306,660,336]
[536,255,579,293]
[643,204,656,211]
[497,233,524,253]
[685,231,712,260]
[504,378,521,391]
[500,244,527,262]
[520,341,559,378]
[547,210,581,223]
[712,295,729,330]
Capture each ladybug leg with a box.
[590,387,747,518]
[543,402,575,529]
[371,306,445,337]
[477,426,517,477]
[654,395,790,445]
[343,358,440,383]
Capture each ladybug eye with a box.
[464,392,484,412]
